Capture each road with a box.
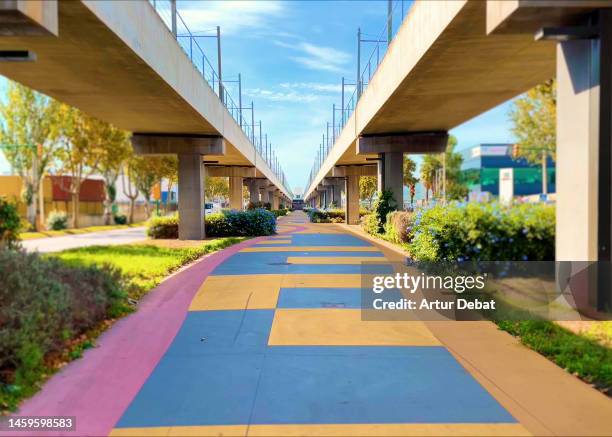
[21,227,147,253]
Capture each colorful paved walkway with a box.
[105,211,526,436]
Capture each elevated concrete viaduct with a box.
[0,0,292,239]
[304,0,612,287]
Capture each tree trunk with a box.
[103,196,112,225]
[71,187,80,228]
[128,198,135,224]
[541,150,548,195]
[144,197,150,219]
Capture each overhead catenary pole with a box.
[332,104,336,141]
[357,28,362,98]
[250,101,255,144]
[216,26,223,103]
[238,73,242,128]
[341,77,345,125]
[387,0,393,44]
[170,0,177,37]
[259,121,262,153]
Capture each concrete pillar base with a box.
[377,151,404,209]
[229,176,243,210]
[178,154,204,240]
[345,175,360,225]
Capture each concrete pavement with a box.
[21,227,147,253]
[12,211,612,436]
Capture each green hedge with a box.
[307,208,345,223]
[362,202,555,262]
[147,209,276,239]
[0,197,22,249]
[0,250,128,409]
[271,209,289,218]
[408,202,555,262]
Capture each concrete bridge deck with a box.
[11,212,612,436]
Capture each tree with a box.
[509,79,556,195]
[403,156,419,207]
[205,177,229,202]
[121,155,140,224]
[55,106,109,228]
[0,82,62,229]
[420,154,440,202]
[95,125,131,224]
[159,156,177,212]
[131,156,172,218]
[420,135,467,202]
[359,176,377,209]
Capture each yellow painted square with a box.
[268,309,441,346]
[189,275,283,311]
[281,274,363,288]
[241,246,380,253]
[247,424,529,436]
[254,239,292,245]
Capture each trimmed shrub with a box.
[361,213,380,236]
[372,190,397,234]
[147,209,276,239]
[147,214,178,239]
[384,211,414,244]
[307,208,345,223]
[0,197,22,250]
[113,214,127,225]
[271,209,288,218]
[407,201,555,262]
[211,209,276,237]
[0,250,128,403]
[46,210,68,231]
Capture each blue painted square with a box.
[164,310,275,356]
[115,353,265,427]
[211,252,393,275]
[277,288,363,308]
[252,346,516,424]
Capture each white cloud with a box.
[274,40,351,73]
[178,1,286,36]
[279,82,342,93]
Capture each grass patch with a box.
[496,320,612,394]
[21,222,145,240]
[53,237,245,300]
[0,237,244,412]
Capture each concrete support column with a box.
[377,151,404,209]
[555,10,611,311]
[332,183,342,207]
[272,190,280,210]
[229,176,243,210]
[248,180,260,204]
[178,154,205,240]
[345,175,360,225]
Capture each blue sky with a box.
[0,0,517,192]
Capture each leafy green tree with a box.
[94,125,131,224]
[0,82,62,229]
[509,79,556,194]
[205,177,229,203]
[420,135,467,202]
[359,176,377,209]
[403,156,419,207]
[55,106,110,228]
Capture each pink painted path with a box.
[7,236,267,437]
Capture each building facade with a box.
[460,144,555,196]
